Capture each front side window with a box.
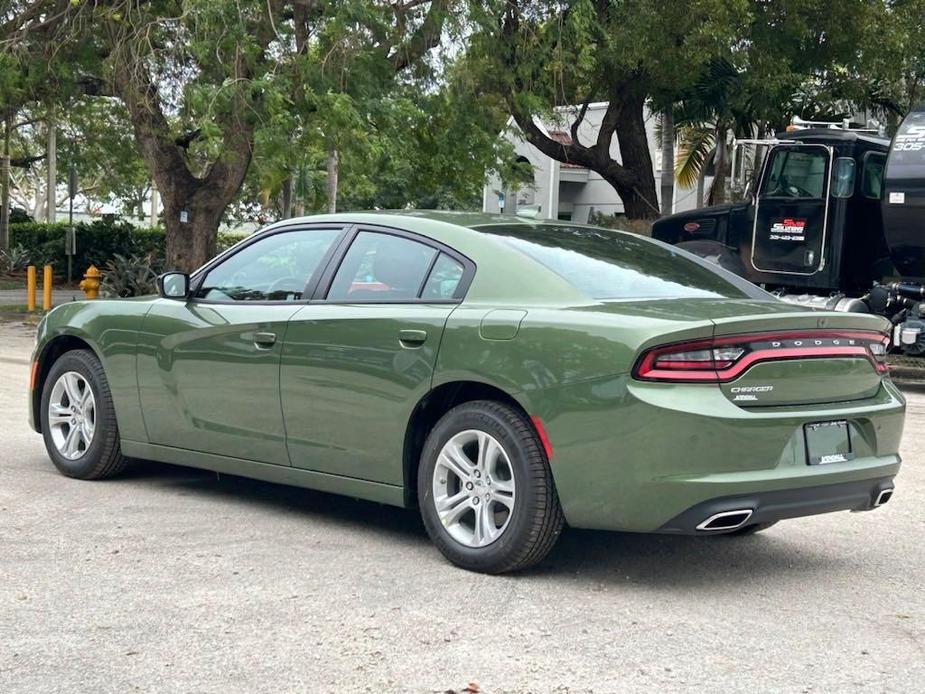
[476,224,757,301]
[761,148,828,199]
[327,231,438,301]
[196,228,342,301]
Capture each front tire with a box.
[40,349,126,480]
[418,400,564,573]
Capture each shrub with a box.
[10,219,164,277]
[10,208,33,224]
[9,219,251,278]
[0,244,31,273]
[100,253,163,298]
[587,211,654,236]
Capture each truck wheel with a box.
[40,349,127,480]
[418,400,564,574]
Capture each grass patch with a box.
[0,278,25,290]
[0,304,43,314]
[0,304,44,326]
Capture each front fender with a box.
[31,299,155,441]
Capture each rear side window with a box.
[327,231,437,301]
[861,152,887,199]
[831,157,856,198]
[475,224,755,301]
[422,254,464,299]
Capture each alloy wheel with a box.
[432,429,516,547]
[47,371,96,461]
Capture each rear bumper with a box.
[657,476,896,534]
[538,375,905,532]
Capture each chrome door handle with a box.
[254,331,277,347]
[399,329,427,346]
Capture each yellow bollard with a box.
[79,265,101,299]
[42,265,53,311]
[26,265,36,312]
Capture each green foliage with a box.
[100,253,161,298]
[0,243,31,272]
[10,208,32,223]
[9,220,247,275]
[10,219,163,275]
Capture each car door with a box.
[751,143,833,275]
[280,227,474,484]
[136,225,346,465]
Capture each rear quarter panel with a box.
[435,301,904,531]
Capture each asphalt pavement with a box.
[1,320,923,693]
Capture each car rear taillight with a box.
[633,331,890,383]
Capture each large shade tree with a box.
[465,0,749,219]
[1,0,455,271]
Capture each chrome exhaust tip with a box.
[696,509,754,532]
[874,488,894,507]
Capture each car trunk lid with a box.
[626,299,890,407]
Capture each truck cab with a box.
[652,129,893,295]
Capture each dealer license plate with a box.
[804,420,854,465]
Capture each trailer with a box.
[652,107,925,360]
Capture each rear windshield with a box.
[474,224,753,301]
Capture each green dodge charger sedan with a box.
[29,211,905,573]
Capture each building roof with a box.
[546,131,588,169]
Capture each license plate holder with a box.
[804,420,854,465]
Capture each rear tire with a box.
[418,400,564,574]
[40,349,127,480]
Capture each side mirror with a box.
[157,272,190,300]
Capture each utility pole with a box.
[149,183,158,226]
[326,147,338,214]
[46,107,56,223]
[0,112,11,252]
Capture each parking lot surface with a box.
[1,320,923,693]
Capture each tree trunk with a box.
[660,110,674,216]
[0,113,11,252]
[281,176,293,218]
[709,126,728,206]
[611,94,660,219]
[326,147,338,213]
[163,195,220,271]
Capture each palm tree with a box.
[672,58,761,206]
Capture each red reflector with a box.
[30,361,39,390]
[530,416,554,460]
[633,330,889,383]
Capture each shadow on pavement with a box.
[117,458,843,587]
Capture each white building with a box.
[482,102,706,223]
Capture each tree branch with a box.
[569,98,591,146]
[11,154,45,168]
[390,0,451,72]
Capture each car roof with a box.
[271,209,596,231]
